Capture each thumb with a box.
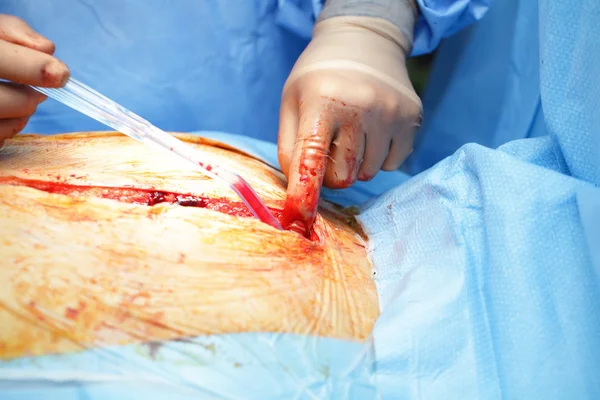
[0,14,55,54]
[281,101,335,236]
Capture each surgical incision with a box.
[0,176,282,219]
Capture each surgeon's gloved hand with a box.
[0,14,70,147]
[278,15,422,236]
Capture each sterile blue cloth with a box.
[360,137,600,399]
[360,0,600,398]
[0,334,379,400]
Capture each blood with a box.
[64,301,86,320]
[197,162,214,176]
[281,161,322,239]
[64,307,79,320]
[280,111,334,238]
[231,179,283,229]
[281,97,367,238]
[40,63,67,87]
[0,176,283,222]
[40,65,53,85]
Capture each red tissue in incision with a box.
[0,176,283,220]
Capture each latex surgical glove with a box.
[0,14,70,147]
[278,15,422,236]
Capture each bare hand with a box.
[0,14,70,146]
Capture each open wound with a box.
[0,176,282,219]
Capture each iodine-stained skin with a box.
[0,132,378,360]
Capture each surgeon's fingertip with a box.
[35,92,48,104]
[324,172,357,189]
[33,36,56,54]
[2,116,30,138]
[286,220,307,236]
[282,182,320,238]
[381,158,403,171]
[381,147,413,171]
[14,116,29,133]
[4,15,56,54]
[40,60,70,87]
[380,164,399,172]
[357,170,376,182]
[357,160,380,182]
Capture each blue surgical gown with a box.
[407,0,600,188]
[0,0,318,143]
[0,0,491,146]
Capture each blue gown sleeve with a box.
[412,0,493,55]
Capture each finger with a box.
[281,100,335,237]
[323,121,365,189]
[381,106,421,171]
[357,128,392,181]
[0,116,30,144]
[0,39,69,87]
[277,90,299,177]
[381,134,414,171]
[0,14,55,54]
[0,82,46,119]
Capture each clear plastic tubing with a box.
[32,78,283,230]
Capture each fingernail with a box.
[37,37,56,54]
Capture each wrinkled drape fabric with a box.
[361,0,600,398]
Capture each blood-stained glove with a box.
[0,14,70,147]
[278,11,422,236]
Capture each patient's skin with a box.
[0,132,379,360]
